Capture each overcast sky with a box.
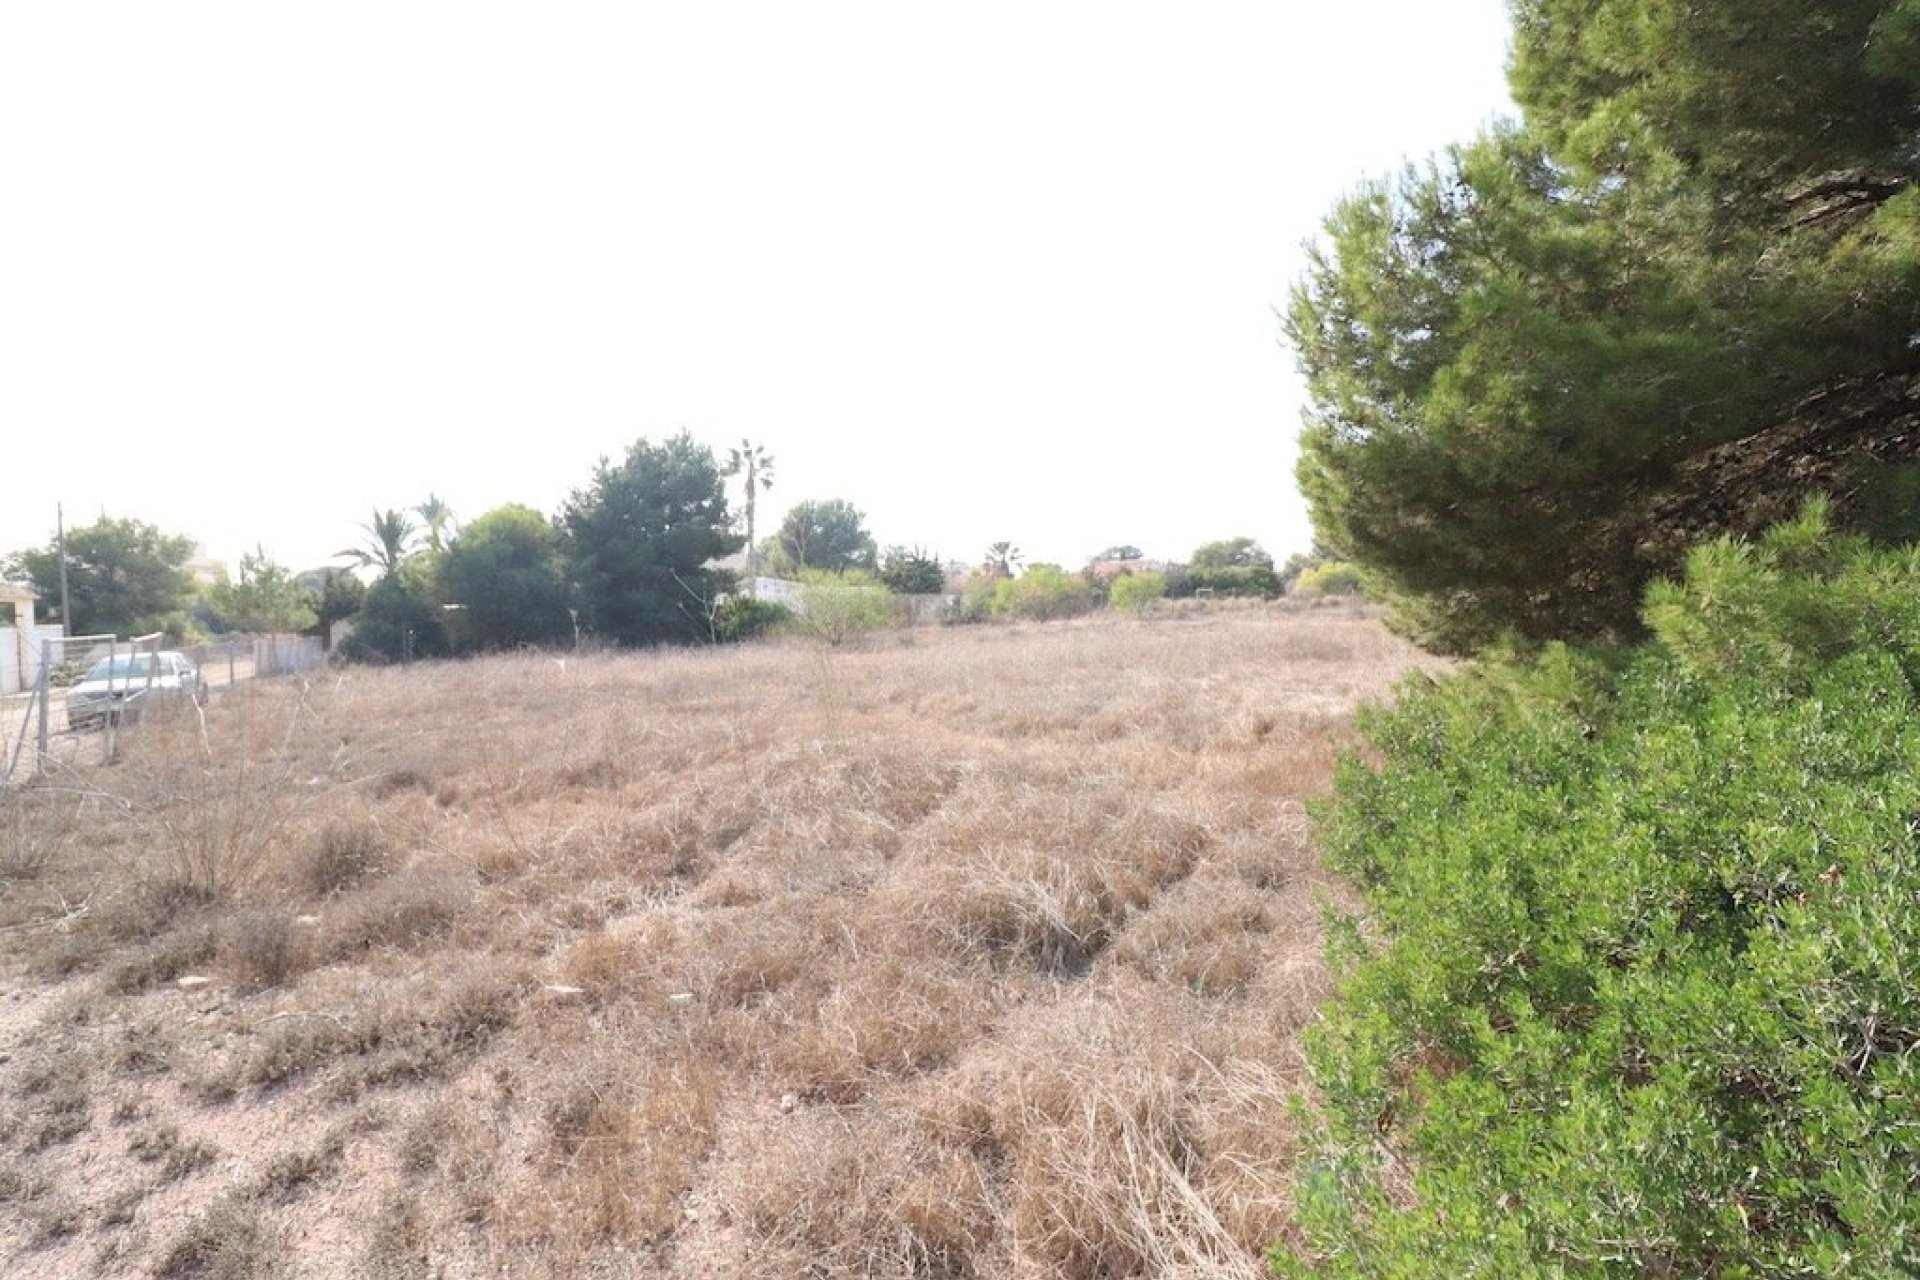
[1,3,1514,577]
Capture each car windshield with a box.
[83,655,162,682]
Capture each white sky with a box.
[1,3,1514,577]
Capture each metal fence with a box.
[1,630,325,785]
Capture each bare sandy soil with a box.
[0,603,1431,1278]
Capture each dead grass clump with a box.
[362,1192,433,1280]
[0,783,79,882]
[926,999,1259,1279]
[100,915,221,993]
[220,907,312,993]
[688,905,839,1008]
[871,792,1209,975]
[12,1052,92,1151]
[295,819,391,897]
[153,1196,289,1279]
[370,768,433,800]
[1112,875,1277,997]
[231,961,521,1093]
[323,860,471,958]
[776,960,994,1103]
[128,1121,221,1181]
[521,1046,720,1247]
[251,1128,347,1202]
[728,1107,997,1277]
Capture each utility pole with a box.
[56,503,71,632]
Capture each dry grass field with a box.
[0,603,1430,1279]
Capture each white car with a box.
[65,651,206,731]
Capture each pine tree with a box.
[1290,0,1920,651]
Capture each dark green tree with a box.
[561,433,743,646]
[338,560,446,663]
[1168,537,1281,599]
[776,498,877,574]
[4,516,195,636]
[1190,537,1270,572]
[439,504,571,652]
[298,567,366,649]
[1289,0,1920,651]
[879,545,947,594]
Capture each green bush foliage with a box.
[1108,571,1166,615]
[794,571,894,645]
[879,546,947,595]
[1279,504,1920,1278]
[990,564,1096,622]
[338,561,447,664]
[713,596,792,644]
[1292,561,1364,598]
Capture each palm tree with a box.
[726,439,775,596]
[337,509,417,578]
[984,541,1023,579]
[415,494,455,553]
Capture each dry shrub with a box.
[221,908,312,993]
[115,698,309,899]
[323,860,471,958]
[295,819,391,897]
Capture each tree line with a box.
[2,434,1336,659]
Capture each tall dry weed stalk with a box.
[119,686,319,898]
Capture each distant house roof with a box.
[0,581,38,603]
[1087,558,1165,582]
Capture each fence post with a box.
[103,639,116,763]
[35,641,49,768]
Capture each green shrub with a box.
[794,571,894,645]
[879,546,947,595]
[1291,561,1364,597]
[953,571,999,623]
[1279,503,1920,1278]
[1108,571,1166,615]
[714,596,793,643]
[990,564,1096,622]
